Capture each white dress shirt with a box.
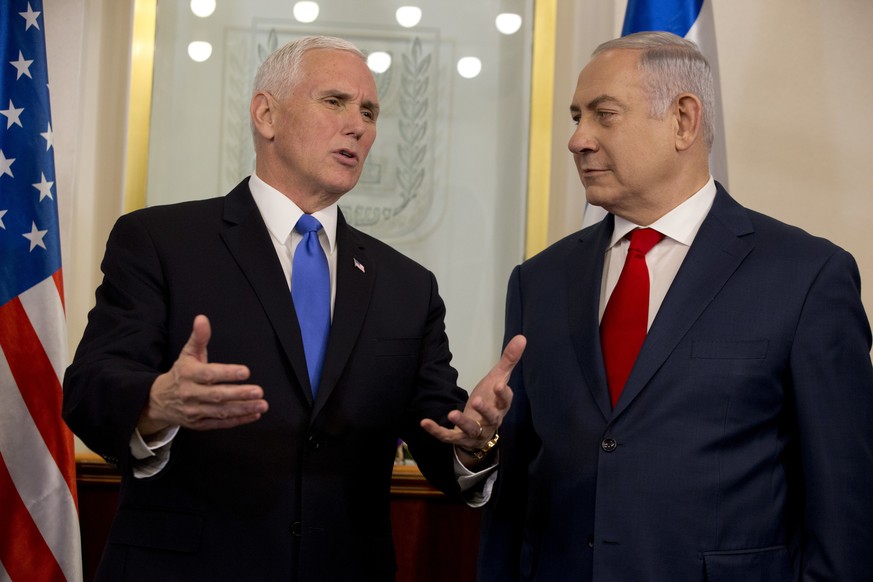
[600,177,717,326]
[249,173,339,317]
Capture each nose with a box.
[344,107,369,140]
[568,121,597,155]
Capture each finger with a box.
[180,314,212,363]
[447,409,486,438]
[492,334,526,380]
[189,411,267,431]
[474,335,526,395]
[181,361,252,387]
[420,418,459,443]
[469,388,512,429]
[191,396,268,418]
[176,392,269,429]
[468,400,498,429]
[488,383,513,410]
[482,385,513,416]
[194,382,264,404]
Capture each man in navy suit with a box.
[478,31,873,580]
[63,36,522,581]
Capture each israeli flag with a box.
[582,0,728,227]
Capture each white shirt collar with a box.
[248,172,338,254]
[610,176,717,248]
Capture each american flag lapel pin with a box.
[354,257,366,273]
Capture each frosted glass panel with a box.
[146,0,532,386]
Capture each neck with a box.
[254,169,341,214]
[618,168,710,226]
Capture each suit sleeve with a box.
[62,212,168,463]
[399,271,470,496]
[790,247,873,578]
[477,265,537,581]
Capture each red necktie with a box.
[600,228,665,407]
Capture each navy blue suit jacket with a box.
[63,179,467,581]
[479,184,873,581]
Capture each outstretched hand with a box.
[420,335,526,460]
[137,315,269,437]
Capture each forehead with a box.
[572,49,645,107]
[297,49,378,96]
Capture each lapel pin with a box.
[354,257,366,273]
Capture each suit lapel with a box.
[312,211,374,417]
[568,216,614,421]
[613,186,756,416]
[219,180,313,404]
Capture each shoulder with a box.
[115,178,253,232]
[714,183,840,251]
[719,191,847,263]
[119,197,226,228]
[519,220,607,275]
[710,187,858,285]
[109,197,233,249]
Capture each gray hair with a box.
[594,31,715,151]
[252,35,366,99]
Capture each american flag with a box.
[0,1,82,580]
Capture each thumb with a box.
[492,334,527,381]
[181,314,211,363]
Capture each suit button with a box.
[587,535,594,548]
[291,521,302,536]
[601,438,617,452]
[306,435,320,450]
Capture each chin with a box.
[583,189,614,209]
[326,178,359,196]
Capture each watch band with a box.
[459,432,500,461]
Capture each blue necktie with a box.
[292,215,330,397]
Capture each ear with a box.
[673,93,703,152]
[250,91,276,140]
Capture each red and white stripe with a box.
[0,273,82,582]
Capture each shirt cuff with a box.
[129,425,179,478]
[454,448,499,507]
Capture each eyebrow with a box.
[570,94,626,115]
[315,89,380,117]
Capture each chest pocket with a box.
[691,339,768,360]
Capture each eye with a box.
[324,97,341,107]
[596,110,616,122]
[362,109,377,121]
[571,114,581,126]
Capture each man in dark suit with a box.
[63,36,522,581]
[478,31,873,580]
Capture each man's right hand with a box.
[137,314,269,437]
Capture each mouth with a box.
[334,148,358,163]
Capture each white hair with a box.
[252,35,366,99]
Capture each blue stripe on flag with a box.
[0,0,62,307]
[621,0,704,37]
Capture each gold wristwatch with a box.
[460,432,500,461]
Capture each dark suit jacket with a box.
[63,179,468,581]
[478,184,873,581]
